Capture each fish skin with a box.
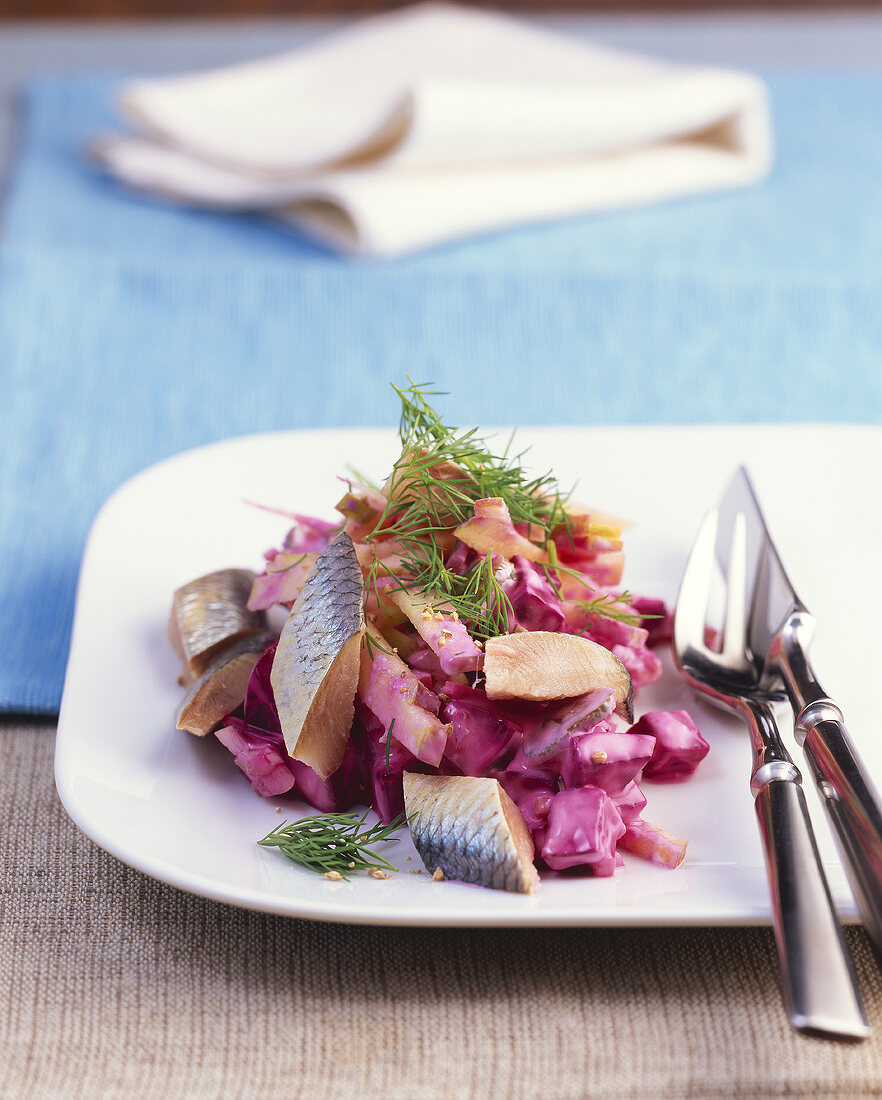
[172,568,268,676]
[177,631,276,736]
[271,532,365,772]
[403,773,538,893]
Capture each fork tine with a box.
[673,507,719,657]
[721,512,748,664]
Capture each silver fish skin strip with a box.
[405,776,533,893]
[177,630,277,732]
[271,533,364,735]
[174,568,268,670]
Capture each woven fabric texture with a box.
[4,723,882,1099]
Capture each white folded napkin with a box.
[92,3,773,257]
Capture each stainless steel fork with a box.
[674,508,868,1039]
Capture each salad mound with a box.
[170,382,708,889]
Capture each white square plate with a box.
[55,425,882,925]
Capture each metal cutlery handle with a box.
[777,627,882,956]
[746,700,868,1039]
[795,700,882,958]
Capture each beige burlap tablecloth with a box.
[4,720,882,1099]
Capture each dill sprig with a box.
[538,546,656,628]
[385,379,572,536]
[258,812,404,879]
[358,380,573,638]
[417,551,516,641]
[385,718,395,774]
[363,526,515,641]
[354,381,646,639]
[568,590,645,627]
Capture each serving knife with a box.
[718,467,882,956]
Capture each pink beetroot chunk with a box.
[498,772,557,833]
[609,643,663,690]
[612,780,647,825]
[215,725,295,798]
[440,691,520,776]
[631,596,672,648]
[560,730,656,797]
[632,710,710,780]
[502,557,566,633]
[540,787,626,876]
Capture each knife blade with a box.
[717,466,882,957]
[717,468,808,683]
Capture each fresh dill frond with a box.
[538,547,654,628]
[258,812,404,878]
[356,380,577,638]
[429,552,515,641]
[359,381,647,639]
[382,378,572,538]
[567,590,646,627]
[367,528,515,641]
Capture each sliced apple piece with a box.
[270,533,365,779]
[379,624,421,661]
[483,631,633,721]
[247,551,318,611]
[556,500,633,533]
[454,498,547,563]
[390,587,483,675]
[359,623,451,767]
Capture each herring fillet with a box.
[403,773,538,893]
[170,568,268,676]
[177,631,276,737]
[484,631,634,721]
[271,532,365,778]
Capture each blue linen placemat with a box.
[2,71,882,713]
